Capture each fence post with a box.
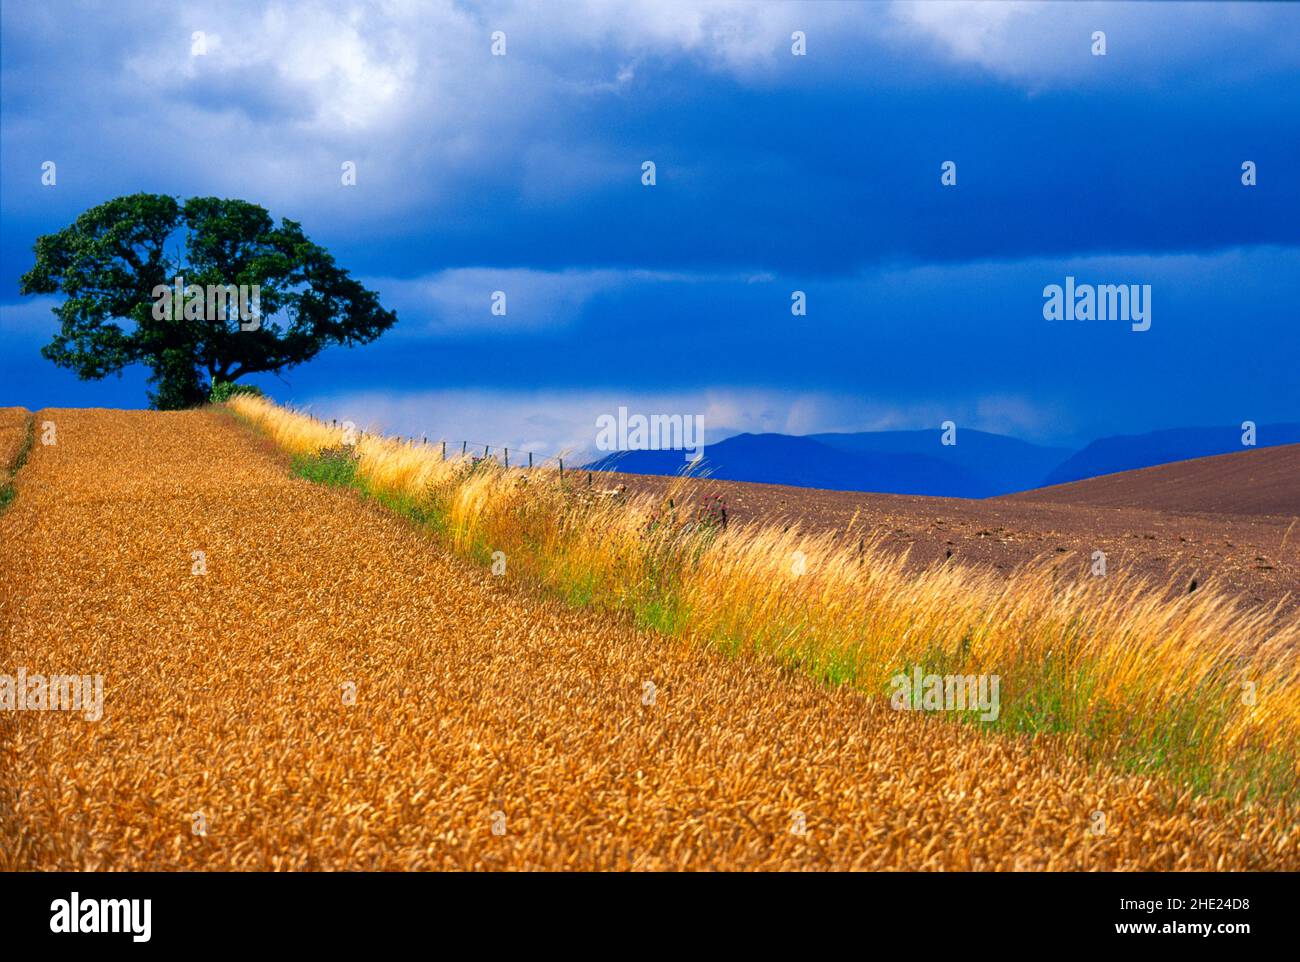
[504,448,509,469]
[462,441,467,456]
[528,451,533,469]
[484,444,489,459]
[559,458,564,481]
[441,441,447,461]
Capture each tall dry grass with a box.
[227,394,1300,803]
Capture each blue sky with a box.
[2,0,1297,457]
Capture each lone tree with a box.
[19,193,397,408]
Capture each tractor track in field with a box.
[1,408,1295,870]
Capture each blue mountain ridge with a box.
[586,424,1300,499]
[1042,423,1300,487]
[587,429,1058,498]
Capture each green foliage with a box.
[208,380,264,404]
[19,193,397,410]
[290,447,360,487]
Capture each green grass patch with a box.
[0,416,36,514]
[290,450,359,487]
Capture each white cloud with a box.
[889,0,1031,69]
[886,0,1299,87]
[373,267,625,334]
[370,266,745,335]
[0,297,60,340]
[294,385,1055,463]
[5,0,1294,231]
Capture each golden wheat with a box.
[1,405,1294,869]
[228,395,1300,803]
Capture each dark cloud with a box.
[1,1,1297,444]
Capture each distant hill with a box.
[1041,424,1300,487]
[587,429,1067,498]
[587,423,1300,500]
[810,429,1070,495]
[1006,443,1300,517]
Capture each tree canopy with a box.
[20,193,397,408]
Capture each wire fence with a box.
[317,416,580,475]
[281,406,710,502]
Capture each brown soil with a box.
[592,454,1300,616]
[1008,443,1300,517]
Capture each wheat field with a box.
[232,396,1300,802]
[0,405,1296,870]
